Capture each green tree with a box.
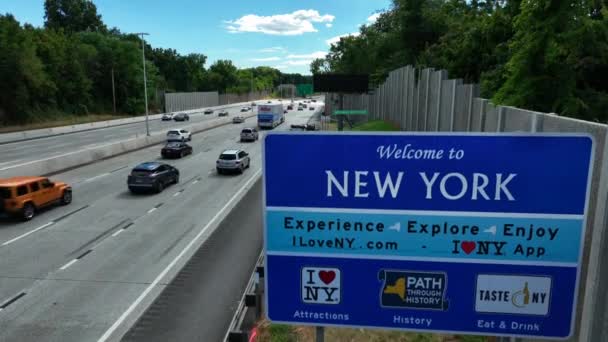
[494,0,589,115]
[44,0,106,33]
[207,60,238,93]
[0,15,53,123]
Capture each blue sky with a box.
[3,0,392,74]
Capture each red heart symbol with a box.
[318,270,336,285]
[461,241,476,254]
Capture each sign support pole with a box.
[315,326,324,342]
[337,93,344,131]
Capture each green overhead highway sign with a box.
[332,109,368,116]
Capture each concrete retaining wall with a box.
[165,92,219,112]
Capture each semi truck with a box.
[257,103,285,129]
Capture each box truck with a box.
[257,103,284,129]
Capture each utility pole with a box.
[135,32,150,136]
[111,67,117,114]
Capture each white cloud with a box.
[225,9,335,35]
[326,23,332,28]
[259,46,286,53]
[273,64,288,70]
[367,13,381,23]
[286,51,327,60]
[325,32,360,46]
[285,60,315,66]
[251,57,281,62]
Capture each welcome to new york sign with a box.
[262,132,594,339]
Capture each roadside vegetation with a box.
[255,320,488,342]
[0,0,311,126]
[311,0,608,123]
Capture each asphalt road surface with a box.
[0,101,319,342]
[122,179,264,342]
[0,102,256,167]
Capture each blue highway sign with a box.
[263,132,594,339]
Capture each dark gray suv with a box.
[128,162,179,193]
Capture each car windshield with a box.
[0,187,12,199]
[241,129,252,133]
[219,154,237,160]
[131,169,153,176]
[167,130,179,135]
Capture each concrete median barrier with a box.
[0,111,258,178]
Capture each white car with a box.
[216,149,250,174]
[233,116,245,124]
[161,113,174,121]
[166,129,192,142]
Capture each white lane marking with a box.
[0,159,23,167]
[84,173,110,183]
[173,192,182,197]
[2,222,54,246]
[147,208,157,214]
[193,180,199,184]
[97,168,262,342]
[59,259,78,271]
[111,229,125,238]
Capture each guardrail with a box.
[224,251,265,342]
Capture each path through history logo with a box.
[379,270,449,310]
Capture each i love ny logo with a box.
[301,267,341,304]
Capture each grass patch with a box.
[0,114,131,133]
[254,321,488,342]
[320,119,398,132]
[352,120,399,132]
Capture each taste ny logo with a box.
[301,267,341,305]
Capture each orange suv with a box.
[0,177,72,220]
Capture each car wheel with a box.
[61,190,72,205]
[174,174,180,184]
[180,151,185,158]
[156,181,164,193]
[217,168,223,175]
[22,202,35,221]
[239,165,244,174]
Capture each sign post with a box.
[263,132,594,340]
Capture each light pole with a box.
[135,32,150,136]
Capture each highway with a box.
[0,100,319,341]
[0,102,256,168]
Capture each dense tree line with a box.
[312,0,608,122]
[0,0,311,125]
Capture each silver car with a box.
[232,116,245,124]
[166,129,192,142]
[216,150,250,174]
[240,128,258,142]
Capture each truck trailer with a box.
[257,103,285,129]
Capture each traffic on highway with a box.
[0,97,323,341]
